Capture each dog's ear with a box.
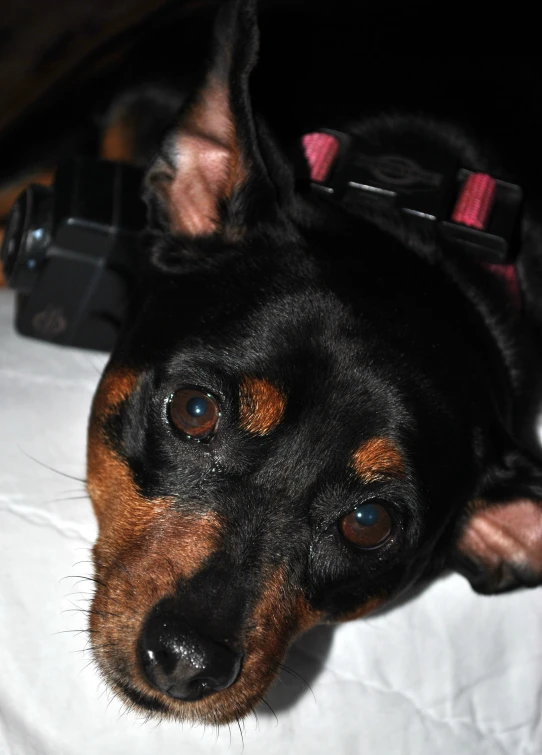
[449,445,542,594]
[144,0,293,241]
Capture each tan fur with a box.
[90,508,224,720]
[91,367,138,420]
[239,377,287,435]
[351,437,405,482]
[337,595,388,622]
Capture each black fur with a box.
[89,0,542,722]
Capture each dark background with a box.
[0,0,540,194]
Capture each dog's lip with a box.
[115,678,169,713]
[107,630,285,720]
[113,662,268,723]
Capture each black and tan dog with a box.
[86,0,542,725]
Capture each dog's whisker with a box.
[89,608,122,619]
[62,606,120,619]
[60,606,87,616]
[86,356,107,375]
[278,662,314,696]
[17,447,86,483]
[84,641,116,653]
[61,574,105,587]
[257,696,278,726]
[251,704,261,732]
[106,688,122,714]
[79,658,98,676]
[236,718,245,751]
[53,628,95,637]
[47,494,90,504]
[62,591,94,600]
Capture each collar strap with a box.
[301,129,522,264]
[301,129,523,310]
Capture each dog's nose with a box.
[138,603,242,701]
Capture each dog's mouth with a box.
[91,619,315,724]
[89,553,320,724]
[99,650,277,724]
[96,633,282,724]
[114,679,169,714]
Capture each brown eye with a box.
[340,500,393,549]
[169,388,220,440]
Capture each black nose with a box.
[138,602,242,701]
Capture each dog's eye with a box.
[340,500,393,549]
[169,388,220,440]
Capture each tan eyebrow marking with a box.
[351,437,405,482]
[239,377,287,435]
[91,367,138,420]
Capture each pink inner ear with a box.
[458,500,542,573]
[169,133,233,236]
[150,75,247,237]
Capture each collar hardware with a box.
[301,129,523,266]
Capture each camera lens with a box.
[1,183,53,293]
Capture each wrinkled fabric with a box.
[1,289,541,755]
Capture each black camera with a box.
[1,158,144,351]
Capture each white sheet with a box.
[1,288,541,755]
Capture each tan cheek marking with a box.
[87,366,143,523]
[238,569,296,702]
[239,377,287,435]
[351,437,405,482]
[336,595,388,622]
[93,505,222,590]
[91,366,138,420]
[231,573,322,711]
[294,595,323,635]
[90,509,222,701]
[87,422,166,532]
[88,364,222,575]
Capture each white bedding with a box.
[1,287,541,755]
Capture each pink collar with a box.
[301,130,522,313]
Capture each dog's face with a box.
[86,0,542,725]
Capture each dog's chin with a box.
[101,662,282,725]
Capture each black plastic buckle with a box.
[309,129,523,264]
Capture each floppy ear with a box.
[450,446,542,594]
[144,0,293,241]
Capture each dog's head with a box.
[86,0,542,724]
